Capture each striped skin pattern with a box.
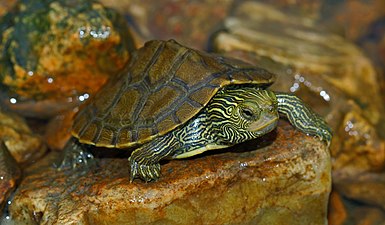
[275,93,332,145]
[129,86,280,182]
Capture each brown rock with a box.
[328,191,347,225]
[0,108,46,165]
[319,0,385,41]
[0,0,135,118]
[0,141,21,213]
[44,109,77,151]
[8,121,331,224]
[0,0,16,17]
[211,1,385,178]
[99,0,233,50]
[335,172,385,211]
[261,0,322,20]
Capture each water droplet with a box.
[28,71,34,76]
[83,93,89,99]
[320,90,331,101]
[0,176,3,180]
[240,162,248,168]
[9,98,17,104]
[79,96,85,102]
[7,200,11,205]
[79,27,87,38]
[47,77,53,83]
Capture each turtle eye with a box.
[240,107,255,120]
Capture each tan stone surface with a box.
[0,108,46,164]
[8,121,330,225]
[0,142,21,213]
[335,172,385,211]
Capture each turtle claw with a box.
[129,157,161,182]
[54,138,95,170]
[316,126,332,147]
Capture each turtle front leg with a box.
[129,133,181,182]
[274,93,332,145]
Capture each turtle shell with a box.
[72,39,275,148]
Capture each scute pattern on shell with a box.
[72,40,275,148]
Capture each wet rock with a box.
[211,1,385,176]
[100,0,233,50]
[44,109,76,151]
[335,172,385,211]
[257,0,323,20]
[8,121,331,225]
[332,102,385,176]
[328,191,347,225]
[319,0,385,41]
[329,190,385,225]
[0,0,135,118]
[0,141,21,213]
[0,0,16,17]
[358,17,385,107]
[0,108,46,164]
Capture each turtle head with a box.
[209,87,279,144]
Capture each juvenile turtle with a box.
[64,39,331,182]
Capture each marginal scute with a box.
[72,39,275,147]
[175,102,200,124]
[77,122,98,144]
[97,127,115,147]
[157,115,178,135]
[137,127,154,142]
[189,87,218,106]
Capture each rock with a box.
[0,0,135,118]
[328,191,385,225]
[44,109,77,151]
[335,172,385,211]
[0,108,46,165]
[319,0,385,41]
[357,17,385,107]
[0,0,16,17]
[328,191,347,225]
[332,103,385,176]
[8,121,331,225]
[0,141,21,213]
[99,0,233,50]
[210,1,385,177]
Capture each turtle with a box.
[62,39,332,182]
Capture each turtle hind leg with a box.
[274,92,332,145]
[54,137,95,170]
